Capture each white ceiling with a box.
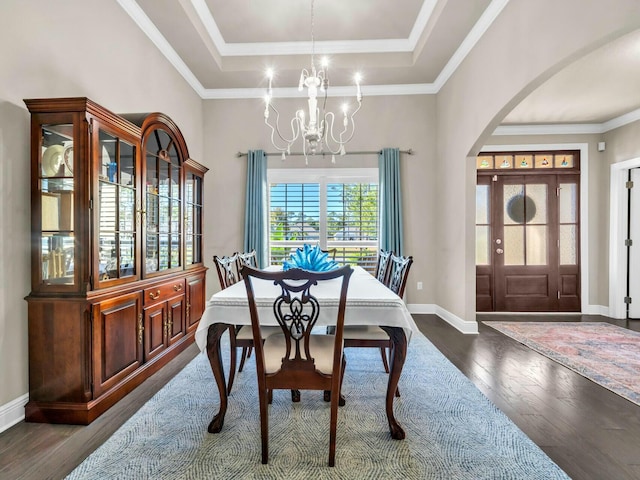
[119,0,640,128]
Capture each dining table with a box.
[194,265,419,439]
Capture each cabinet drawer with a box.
[144,279,185,305]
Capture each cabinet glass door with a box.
[145,129,182,274]
[97,129,138,281]
[185,171,203,265]
[40,123,75,286]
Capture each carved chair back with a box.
[387,254,413,298]
[374,249,393,284]
[213,254,239,289]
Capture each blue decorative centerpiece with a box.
[282,244,339,272]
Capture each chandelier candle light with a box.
[263,0,363,164]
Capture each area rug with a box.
[484,321,640,407]
[66,331,568,480]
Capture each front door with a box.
[476,152,580,312]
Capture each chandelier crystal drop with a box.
[263,0,362,164]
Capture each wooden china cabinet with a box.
[24,98,207,424]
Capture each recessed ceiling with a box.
[118,0,640,127]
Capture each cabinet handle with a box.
[186,301,191,320]
[173,284,183,292]
[137,314,144,345]
[149,290,161,300]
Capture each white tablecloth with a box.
[195,266,418,351]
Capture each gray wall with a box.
[201,96,438,303]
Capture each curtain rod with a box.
[236,148,414,158]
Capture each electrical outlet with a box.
[417,281,423,290]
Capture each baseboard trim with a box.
[584,305,610,316]
[408,303,479,334]
[0,394,28,434]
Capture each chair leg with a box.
[238,347,249,372]
[258,387,269,464]
[247,345,253,358]
[339,356,347,407]
[227,327,238,395]
[328,373,342,467]
[380,347,390,373]
[291,389,301,402]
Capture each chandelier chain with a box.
[310,0,315,70]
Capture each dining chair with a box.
[321,248,338,261]
[341,252,412,397]
[374,249,393,284]
[342,249,394,372]
[242,265,353,467]
[387,253,414,298]
[230,249,279,383]
[235,249,258,279]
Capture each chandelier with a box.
[263,0,362,164]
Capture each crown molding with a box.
[433,0,510,91]
[493,108,640,136]
[117,0,206,97]
[190,0,437,57]
[493,123,603,136]
[119,0,508,100]
[201,83,438,100]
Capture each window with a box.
[268,168,379,272]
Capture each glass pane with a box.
[41,124,73,178]
[99,233,117,280]
[169,143,180,167]
[503,184,524,225]
[185,234,193,265]
[193,235,202,263]
[146,154,158,193]
[119,187,135,231]
[159,234,170,270]
[515,155,533,169]
[476,156,493,169]
[159,196,170,233]
[100,131,117,183]
[560,225,577,265]
[559,183,577,223]
[99,182,117,232]
[170,199,180,234]
[555,154,574,168]
[147,193,159,233]
[534,154,552,169]
[146,234,158,272]
[185,204,193,235]
[146,129,171,155]
[171,164,180,199]
[497,155,513,169]
[159,161,170,197]
[41,234,74,284]
[42,191,74,232]
[476,185,489,224]
[194,206,202,235]
[526,225,547,265]
[120,234,135,277]
[526,184,547,224]
[504,225,524,265]
[476,226,489,265]
[170,234,180,267]
[120,141,135,187]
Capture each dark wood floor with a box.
[1,314,639,480]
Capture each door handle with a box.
[496,248,504,254]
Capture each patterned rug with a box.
[66,331,568,479]
[484,321,640,406]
